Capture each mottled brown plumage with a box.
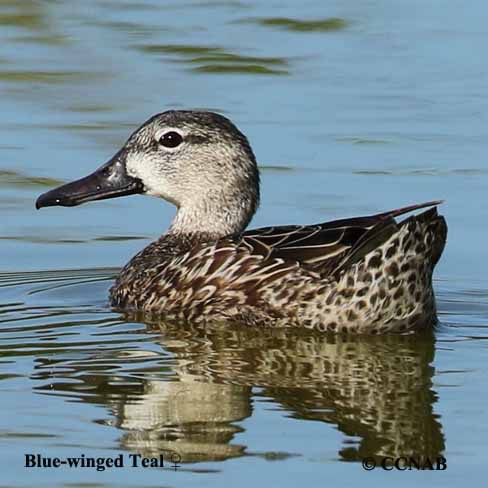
[110,201,447,333]
[37,110,447,333]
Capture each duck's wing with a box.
[240,201,443,276]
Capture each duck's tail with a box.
[399,206,447,269]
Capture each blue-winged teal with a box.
[36,110,447,333]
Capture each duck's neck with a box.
[167,190,259,241]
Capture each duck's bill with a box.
[35,154,144,209]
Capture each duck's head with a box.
[36,110,260,237]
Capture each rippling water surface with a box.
[1,1,488,486]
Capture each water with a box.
[1,0,487,486]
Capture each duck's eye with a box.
[158,131,183,148]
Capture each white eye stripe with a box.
[154,128,185,141]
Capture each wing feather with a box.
[236,201,443,277]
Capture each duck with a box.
[36,110,447,334]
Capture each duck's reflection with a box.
[115,378,250,462]
[112,317,444,463]
[33,317,444,464]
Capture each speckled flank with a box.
[266,211,446,333]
